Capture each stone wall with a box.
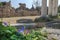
[0,1,41,18]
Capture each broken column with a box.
[41,0,47,17]
[52,0,58,16]
[48,0,53,16]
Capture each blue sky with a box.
[0,0,60,8]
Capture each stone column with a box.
[48,0,53,16]
[41,0,47,17]
[52,0,58,16]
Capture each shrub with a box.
[0,22,26,40]
[49,15,58,19]
[25,29,48,40]
[34,16,53,22]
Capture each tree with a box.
[0,2,3,6]
[33,0,41,8]
[33,0,41,12]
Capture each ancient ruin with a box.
[0,1,40,18]
[41,0,58,17]
[41,0,47,17]
[0,0,58,17]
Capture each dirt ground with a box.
[0,16,40,24]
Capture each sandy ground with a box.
[0,16,40,24]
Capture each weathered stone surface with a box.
[52,0,58,16]
[0,0,58,17]
[41,0,47,17]
[0,1,40,17]
[48,0,53,15]
[48,0,58,16]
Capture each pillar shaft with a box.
[48,0,53,16]
[52,0,58,16]
[41,0,47,17]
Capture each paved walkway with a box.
[46,28,60,40]
[46,28,60,35]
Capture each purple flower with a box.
[18,26,25,33]
[18,29,24,33]
[2,22,8,26]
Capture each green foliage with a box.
[25,29,48,40]
[58,5,60,13]
[0,2,3,6]
[0,22,48,40]
[0,22,26,40]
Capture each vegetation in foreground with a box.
[0,22,48,40]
